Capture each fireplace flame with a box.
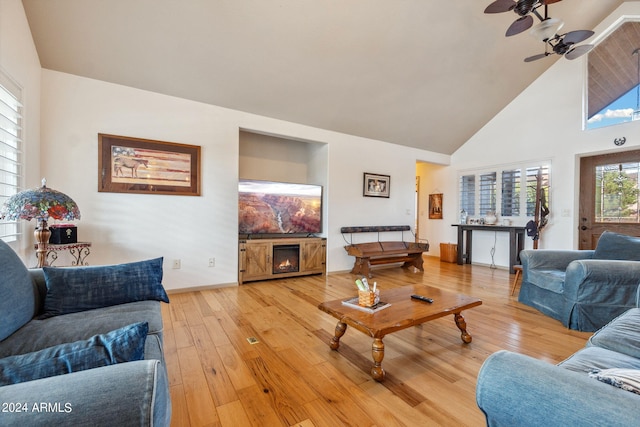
[278,259,292,270]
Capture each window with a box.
[586,21,640,129]
[526,166,550,217]
[0,73,23,242]
[459,174,475,216]
[460,162,550,219]
[501,169,520,217]
[479,172,496,215]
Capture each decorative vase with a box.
[485,211,497,225]
[460,209,468,224]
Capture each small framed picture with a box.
[363,173,390,198]
[429,193,443,219]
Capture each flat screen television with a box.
[238,179,323,235]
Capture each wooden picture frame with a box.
[98,134,201,196]
[363,173,390,198]
[429,193,443,219]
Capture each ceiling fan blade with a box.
[563,30,595,45]
[524,53,550,62]
[484,0,515,13]
[506,15,534,37]
[565,44,594,60]
[542,0,562,4]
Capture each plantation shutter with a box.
[526,166,550,216]
[460,175,475,216]
[0,74,23,242]
[479,172,496,216]
[501,169,520,217]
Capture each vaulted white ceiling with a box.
[22,0,624,154]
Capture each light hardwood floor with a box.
[163,256,591,427]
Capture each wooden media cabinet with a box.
[238,237,326,284]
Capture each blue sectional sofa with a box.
[0,239,171,426]
[518,231,640,331]
[477,303,640,426]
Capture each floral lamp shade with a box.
[0,178,80,222]
[1,178,80,267]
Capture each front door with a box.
[579,150,640,249]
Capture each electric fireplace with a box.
[272,244,300,274]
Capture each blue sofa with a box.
[0,239,171,426]
[476,301,640,426]
[518,231,640,331]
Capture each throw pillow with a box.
[589,368,640,395]
[593,231,640,261]
[42,257,169,318]
[0,322,148,386]
[0,239,36,341]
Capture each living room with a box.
[3,1,638,286]
[2,0,640,425]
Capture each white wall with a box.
[0,0,42,258]
[323,138,448,271]
[417,162,452,258]
[440,2,640,269]
[36,69,448,290]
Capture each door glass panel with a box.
[594,162,640,223]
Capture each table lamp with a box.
[0,178,81,267]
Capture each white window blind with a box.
[0,73,23,242]
[526,166,550,217]
[460,161,550,220]
[479,172,497,215]
[459,174,475,216]
[501,169,521,217]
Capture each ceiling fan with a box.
[485,0,563,37]
[485,0,595,62]
[523,30,594,62]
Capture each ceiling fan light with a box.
[530,18,564,41]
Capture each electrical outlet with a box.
[172,259,181,269]
[208,258,215,267]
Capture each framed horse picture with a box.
[98,134,201,196]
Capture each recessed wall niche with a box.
[238,130,328,232]
[239,131,311,183]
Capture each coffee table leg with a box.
[371,338,385,381]
[454,312,472,343]
[330,321,347,350]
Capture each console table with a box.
[35,242,92,267]
[452,225,525,273]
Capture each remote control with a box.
[411,294,433,303]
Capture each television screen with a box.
[238,179,322,235]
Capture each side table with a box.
[34,242,92,267]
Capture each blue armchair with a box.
[518,231,640,332]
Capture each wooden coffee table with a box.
[317,284,482,381]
